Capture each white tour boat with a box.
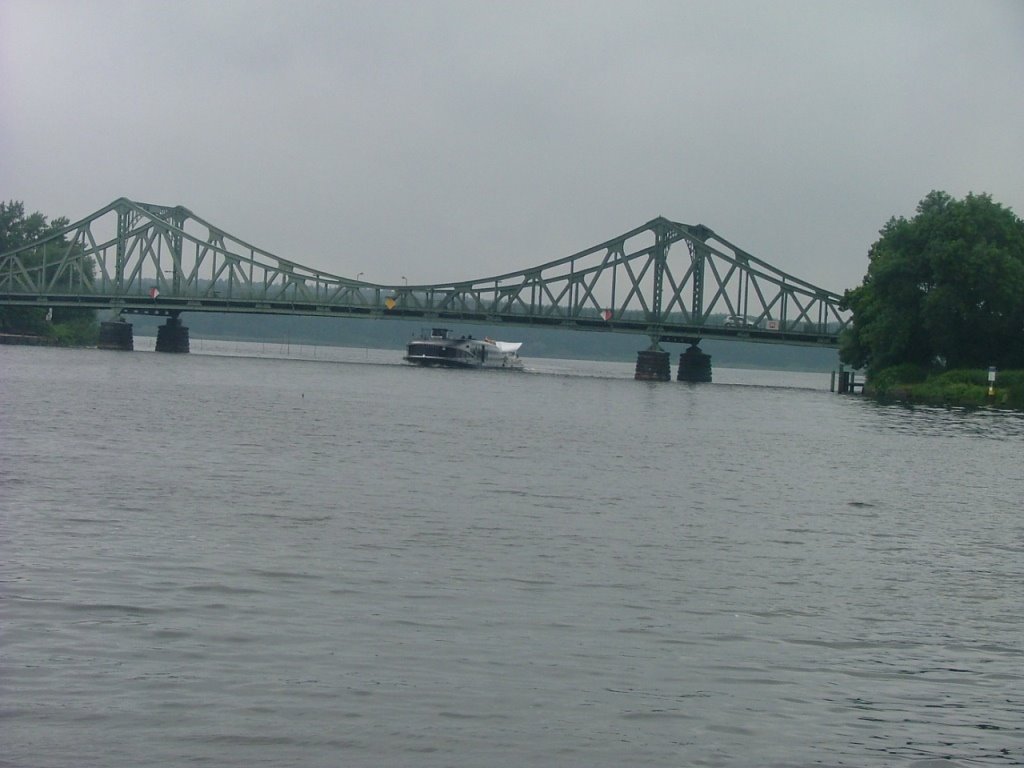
[404,328,524,369]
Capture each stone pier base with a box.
[635,349,671,381]
[97,320,134,351]
[155,317,190,353]
[677,345,712,382]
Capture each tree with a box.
[840,191,1024,374]
[0,200,97,342]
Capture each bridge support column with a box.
[677,344,712,382]
[155,316,190,353]
[97,319,134,351]
[635,347,671,381]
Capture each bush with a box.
[51,316,99,347]
[866,366,1024,409]
[911,379,986,407]
[933,369,987,386]
[868,363,927,395]
[991,371,1024,409]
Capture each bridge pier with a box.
[677,344,712,382]
[155,315,190,353]
[97,319,134,351]
[634,347,671,381]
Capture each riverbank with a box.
[865,365,1024,409]
[0,332,58,346]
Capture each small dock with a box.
[832,368,864,394]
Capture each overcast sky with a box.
[2,0,1022,293]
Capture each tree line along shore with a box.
[839,191,1023,410]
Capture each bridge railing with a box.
[1,198,849,343]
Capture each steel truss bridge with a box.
[1,197,849,348]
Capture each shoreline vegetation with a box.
[865,365,1024,410]
[837,191,1024,412]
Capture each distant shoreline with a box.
[2,320,842,374]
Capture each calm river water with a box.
[1,339,1022,767]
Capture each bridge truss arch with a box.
[1,197,848,347]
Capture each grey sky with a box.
[2,0,1022,294]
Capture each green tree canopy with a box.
[840,191,1024,374]
[1,200,70,252]
[1,200,97,342]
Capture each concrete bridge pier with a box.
[97,319,134,351]
[635,344,671,381]
[677,344,712,382]
[155,314,190,353]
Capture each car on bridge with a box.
[724,315,758,328]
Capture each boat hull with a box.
[403,353,481,369]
